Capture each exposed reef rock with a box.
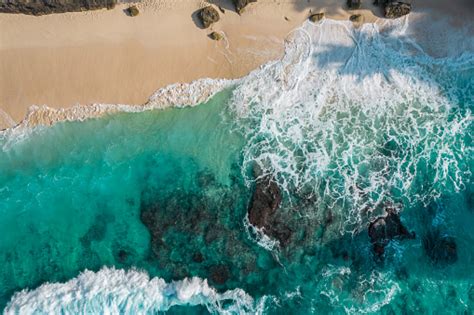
[384,1,411,18]
[347,0,361,10]
[199,5,220,29]
[368,205,415,259]
[247,168,292,247]
[422,229,457,265]
[0,0,116,15]
[232,0,257,14]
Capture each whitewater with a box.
[1,16,473,314]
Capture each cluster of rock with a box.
[0,0,116,15]
[368,205,416,259]
[347,0,411,19]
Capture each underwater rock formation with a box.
[368,205,415,258]
[247,170,293,247]
[422,229,457,265]
[0,0,116,15]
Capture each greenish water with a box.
[1,19,473,314]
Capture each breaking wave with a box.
[5,268,267,315]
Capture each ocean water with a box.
[1,18,473,314]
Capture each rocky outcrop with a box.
[368,205,415,259]
[422,229,457,265]
[384,1,411,18]
[347,0,361,10]
[125,5,139,17]
[349,14,363,23]
[247,169,292,247]
[209,31,223,41]
[199,5,220,29]
[232,0,257,14]
[0,0,116,15]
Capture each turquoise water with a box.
[1,19,474,314]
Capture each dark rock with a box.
[247,169,293,246]
[347,0,362,10]
[209,265,230,285]
[309,12,324,22]
[0,0,116,15]
[192,252,204,263]
[117,250,128,263]
[422,229,457,265]
[368,205,415,258]
[232,0,257,14]
[218,6,225,14]
[199,6,220,29]
[384,1,411,18]
[350,14,363,23]
[209,31,223,41]
[125,5,139,17]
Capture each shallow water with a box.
[1,19,473,314]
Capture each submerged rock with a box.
[422,229,457,265]
[199,6,220,29]
[368,205,415,259]
[384,1,411,18]
[209,265,230,285]
[0,0,116,15]
[247,168,293,246]
[309,12,324,22]
[232,0,257,14]
[347,0,362,10]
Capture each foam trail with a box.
[5,267,266,315]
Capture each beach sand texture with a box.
[0,0,472,129]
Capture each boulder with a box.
[347,0,361,10]
[368,205,415,258]
[232,0,257,14]
[349,14,363,23]
[309,12,324,22]
[199,6,220,29]
[384,1,411,18]
[126,5,139,17]
[209,31,223,41]
[422,229,457,265]
[0,0,116,15]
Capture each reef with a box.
[0,0,116,15]
[368,205,415,259]
[422,229,457,265]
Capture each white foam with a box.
[5,267,267,315]
[230,18,473,233]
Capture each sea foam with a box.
[5,267,266,315]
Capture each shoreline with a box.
[1,0,473,130]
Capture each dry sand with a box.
[0,0,472,129]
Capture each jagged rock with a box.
[309,12,324,22]
[347,0,361,10]
[349,14,363,23]
[126,5,139,17]
[0,0,116,15]
[247,168,293,246]
[232,0,257,14]
[384,1,411,18]
[199,6,220,29]
[368,205,415,258]
[209,31,223,41]
[422,229,457,265]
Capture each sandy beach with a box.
[0,0,472,129]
